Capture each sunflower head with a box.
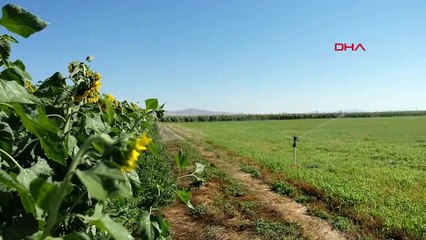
[94,72,101,81]
[107,94,115,102]
[113,133,152,172]
[25,80,35,93]
[69,61,102,104]
[68,62,76,73]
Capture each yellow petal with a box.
[128,149,140,162]
[107,94,114,101]
[137,133,152,147]
[128,160,137,169]
[135,144,147,151]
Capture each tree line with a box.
[161,111,426,122]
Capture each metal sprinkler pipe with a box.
[292,136,298,167]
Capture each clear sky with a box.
[6,0,426,113]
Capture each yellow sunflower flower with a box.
[93,80,101,91]
[25,80,35,93]
[106,93,119,108]
[68,63,74,73]
[107,94,115,101]
[120,133,152,172]
[135,133,152,151]
[94,72,101,81]
[74,80,101,103]
[87,96,99,103]
[129,149,140,162]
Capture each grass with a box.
[307,206,330,220]
[237,200,262,216]
[331,216,353,231]
[241,164,262,178]
[271,182,295,197]
[255,219,305,240]
[190,205,208,217]
[168,116,426,239]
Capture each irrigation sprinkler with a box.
[292,136,299,168]
[289,113,346,169]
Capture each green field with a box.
[169,116,426,238]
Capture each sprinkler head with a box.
[293,136,298,147]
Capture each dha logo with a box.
[335,43,365,52]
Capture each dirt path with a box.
[160,124,347,240]
[159,123,185,142]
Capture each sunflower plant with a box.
[0,3,198,240]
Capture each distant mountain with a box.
[165,108,233,116]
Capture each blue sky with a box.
[6,0,426,113]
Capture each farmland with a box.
[167,116,426,239]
